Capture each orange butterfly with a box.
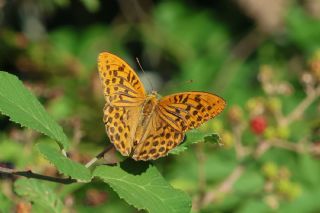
[98,52,226,161]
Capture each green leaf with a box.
[93,165,191,213]
[37,143,91,182]
[0,71,69,149]
[80,0,100,12]
[170,130,220,155]
[0,191,12,213]
[14,178,64,213]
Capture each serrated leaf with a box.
[14,178,64,213]
[0,71,69,149]
[170,130,220,155]
[93,165,191,213]
[37,143,91,182]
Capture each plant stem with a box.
[200,165,245,207]
[281,85,320,126]
[85,144,114,168]
[0,167,76,184]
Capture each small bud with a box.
[262,162,278,180]
[209,120,224,133]
[309,53,320,81]
[259,65,274,83]
[246,98,266,115]
[276,179,291,195]
[276,180,301,200]
[227,105,243,126]
[267,97,282,113]
[278,166,291,180]
[277,82,293,95]
[264,127,277,139]
[221,131,234,148]
[277,126,290,139]
[264,195,279,210]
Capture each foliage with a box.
[0,72,201,212]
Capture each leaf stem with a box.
[85,144,114,168]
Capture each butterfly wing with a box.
[132,92,225,160]
[132,113,184,161]
[98,52,146,156]
[157,92,226,132]
[98,52,146,106]
[103,104,140,156]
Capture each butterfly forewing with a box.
[99,52,146,156]
[98,52,146,106]
[157,92,226,132]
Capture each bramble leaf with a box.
[93,164,191,213]
[37,143,91,182]
[170,130,221,155]
[0,71,69,149]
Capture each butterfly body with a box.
[132,93,158,149]
[98,52,226,161]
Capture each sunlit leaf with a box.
[93,165,191,213]
[37,143,91,182]
[0,71,69,149]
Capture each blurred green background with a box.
[0,0,320,212]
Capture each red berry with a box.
[250,116,267,135]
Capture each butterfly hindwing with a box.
[132,114,184,160]
[103,104,140,156]
[157,92,226,132]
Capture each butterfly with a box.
[98,52,226,161]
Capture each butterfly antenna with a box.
[178,79,194,87]
[136,57,154,91]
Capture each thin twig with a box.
[201,165,245,207]
[85,144,114,168]
[268,138,310,154]
[233,123,247,160]
[0,144,115,183]
[192,143,207,212]
[281,85,320,126]
[196,143,207,193]
[0,167,76,184]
